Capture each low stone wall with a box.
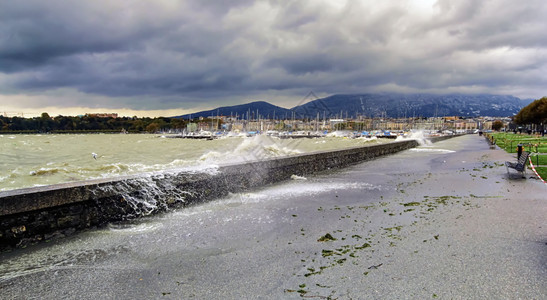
[0,135,460,250]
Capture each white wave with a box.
[199,135,301,164]
[356,136,378,141]
[326,131,351,137]
[395,130,432,146]
[263,144,301,156]
[224,132,247,137]
[29,166,70,176]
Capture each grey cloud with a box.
[0,0,546,112]
[0,1,168,72]
[422,0,547,50]
[266,52,342,75]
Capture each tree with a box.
[145,122,160,133]
[492,120,504,131]
[54,115,75,131]
[171,118,186,130]
[514,97,547,126]
[39,112,54,132]
[0,113,191,133]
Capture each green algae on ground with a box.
[304,265,331,277]
[318,233,337,242]
[354,243,371,250]
[294,189,479,296]
[384,226,403,232]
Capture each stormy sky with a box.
[1,0,546,117]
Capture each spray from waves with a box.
[90,172,204,219]
[198,135,302,163]
[263,143,301,156]
[94,166,218,218]
[355,136,378,143]
[395,130,432,146]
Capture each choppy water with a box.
[0,133,386,191]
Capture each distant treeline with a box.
[0,113,191,133]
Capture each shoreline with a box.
[1,134,544,299]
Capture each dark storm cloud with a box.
[0,0,546,112]
[0,1,168,72]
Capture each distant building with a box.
[454,119,478,131]
[86,113,118,118]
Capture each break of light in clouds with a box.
[0,0,546,117]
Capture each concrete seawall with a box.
[0,135,459,250]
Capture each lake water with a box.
[0,133,388,191]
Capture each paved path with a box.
[1,134,545,299]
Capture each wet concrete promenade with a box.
[1,134,545,299]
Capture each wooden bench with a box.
[505,151,529,177]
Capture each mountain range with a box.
[175,93,533,119]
